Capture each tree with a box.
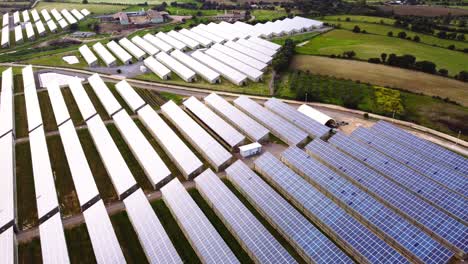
[456,71,468,82]
[448,44,455,50]
[387,31,393,37]
[413,35,420,42]
[437,31,447,39]
[381,53,387,63]
[352,25,361,33]
[456,34,465,41]
[82,0,88,3]
[414,61,437,74]
[438,68,448,76]
[343,50,356,59]
[397,31,407,39]
[368,58,381,64]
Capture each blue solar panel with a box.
[329,132,467,223]
[280,148,452,264]
[351,127,468,197]
[225,160,352,264]
[372,121,468,175]
[253,152,410,264]
[305,139,468,256]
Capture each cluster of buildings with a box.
[78,16,323,86]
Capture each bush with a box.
[438,68,448,76]
[387,31,393,37]
[456,71,468,82]
[397,31,407,39]
[368,58,381,64]
[414,60,437,74]
[448,44,455,50]
[352,25,361,33]
[413,35,420,42]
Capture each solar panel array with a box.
[264,98,330,139]
[88,74,171,189]
[46,82,125,263]
[329,132,467,223]
[234,96,308,146]
[252,149,409,263]
[23,65,70,263]
[161,100,232,171]
[226,160,352,264]
[183,96,245,148]
[204,93,269,142]
[283,146,453,263]
[351,127,468,197]
[195,169,295,263]
[161,178,239,264]
[305,139,468,256]
[372,121,468,175]
[115,81,203,179]
[0,68,15,263]
[68,77,181,263]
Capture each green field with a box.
[252,9,289,21]
[276,69,468,140]
[166,6,219,16]
[297,29,468,75]
[321,15,396,24]
[321,17,468,50]
[272,31,321,45]
[51,0,190,4]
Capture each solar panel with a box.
[0,227,15,264]
[88,75,171,189]
[161,100,232,171]
[0,68,14,136]
[264,98,330,138]
[282,147,453,263]
[305,139,468,256]
[114,80,145,112]
[234,96,308,146]
[372,121,468,175]
[351,127,467,197]
[204,93,269,142]
[226,160,352,264]
[161,178,239,263]
[68,77,97,120]
[123,189,182,263]
[239,153,408,263]
[39,214,70,263]
[183,96,245,148]
[138,105,203,179]
[195,169,295,263]
[329,132,467,223]
[83,201,126,263]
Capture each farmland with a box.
[290,55,468,106]
[35,2,129,14]
[296,29,468,76]
[376,5,468,16]
[321,17,468,50]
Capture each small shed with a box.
[239,142,262,158]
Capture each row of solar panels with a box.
[1,8,89,48]
[0,66,333,263]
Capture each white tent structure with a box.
[171,49,220,84]
[41,9,52,22]
[93,42,117,67]
[143,34,173,53]
[1,26,9,48]
[78,45,97,67]
[205,48,263,82]
[119,37,146,61]
[131,35,159,56]
[167,30,200,50]
[179,28,212,47]
[297,104,336,127]
[14,25,23,44]
[107,40,132,65]
[191,50,247,86]
[143,56,171,80]
[156,52,196,82]
[46,19,58,33]
[156,32,187,51]
[25,22,35,41]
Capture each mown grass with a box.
[252,9,289,21]
[296,29,468,75]
[151,199,201,263]
[290,55,468,106]
[110,211,149,263]
[321,18,468,50]
[276,68,468,140]
[166,6,218,16]
[65,223,97,264]
[188,188,254,263]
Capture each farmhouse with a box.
[214,11,246,22]
[102,10,166,25]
